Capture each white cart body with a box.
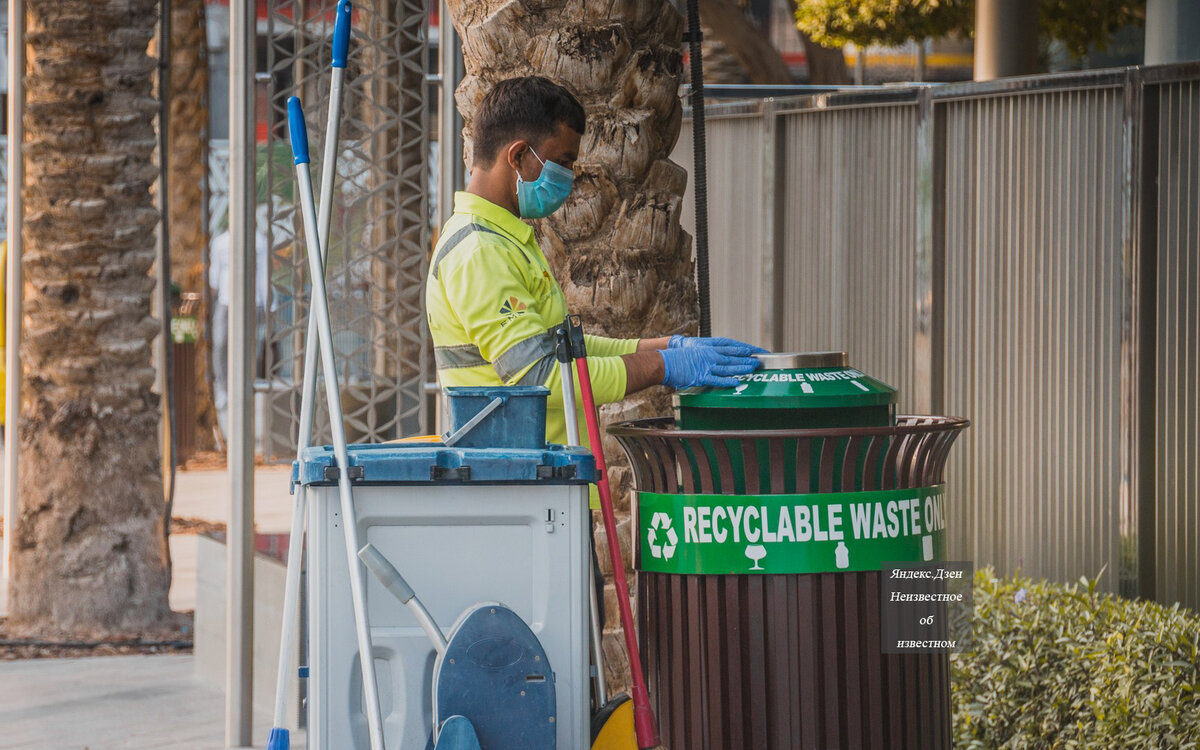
[300,443,593,749]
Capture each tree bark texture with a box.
[12,0,171,636]
[446,0,698,691]
[698,0,793,84]
[167,0,218,452]
[696,26,752,85]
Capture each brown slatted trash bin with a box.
[608,353,969,750]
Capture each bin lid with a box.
[673,351,897,410]
[294,442,596,486]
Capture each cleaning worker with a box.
[426,75,764,449]
[427,74,763,749]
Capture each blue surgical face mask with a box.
[516,145,574,219]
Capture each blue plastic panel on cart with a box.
[294,442,595,486]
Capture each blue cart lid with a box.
[293,442,596,486]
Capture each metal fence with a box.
[672,63,1200,610]
[246,0,430,461]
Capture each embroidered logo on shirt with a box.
[499,296,528,327]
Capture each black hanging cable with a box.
[685,0,712,337]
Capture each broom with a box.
[572,326,664,749]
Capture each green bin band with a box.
[637,485,947,575]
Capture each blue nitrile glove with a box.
[668,335,769,357]
[659,346,762,389]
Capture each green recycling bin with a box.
[609,352,969,750]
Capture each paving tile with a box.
[0,654,293,749]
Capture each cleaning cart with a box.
[296,431,594,749]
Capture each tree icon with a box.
[647,512,678,560]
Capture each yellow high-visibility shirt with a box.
[426,192,638,464]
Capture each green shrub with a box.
[951,569,1200,748]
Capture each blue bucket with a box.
[443,386,550,449]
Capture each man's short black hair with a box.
[472,76,586,167]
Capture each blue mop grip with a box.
[266,727,289,750]
[332,0,352,69]
[287,97,310,165]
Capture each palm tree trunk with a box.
[11,0,171,635]
[698,0,793,84]
[446,0,697,691]
[168,0,219,453]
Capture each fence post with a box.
[1125,69,1158,602]
[915,88,946,415]
[760,99,785,352]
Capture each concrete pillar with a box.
[974,0,1039,81]
[1146,0,1200,65]
[226,0,256,744]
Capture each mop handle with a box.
[290,97,386,750]
[295,0,351,460]
[272,6,353,742]
[576,355,661,747]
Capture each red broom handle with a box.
[575,356,661,748]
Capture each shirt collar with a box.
[453,191,534,246]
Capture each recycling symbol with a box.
[647,512,678,561]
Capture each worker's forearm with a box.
[636,336,672,352]
[621,350,665,395]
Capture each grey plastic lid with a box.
[753,351,848,370]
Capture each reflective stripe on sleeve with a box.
[493,329,556,382]
[434,343,489,370]
[514,354,555,387]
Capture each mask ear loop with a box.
[514,144,549,210]
[514,143,544,188]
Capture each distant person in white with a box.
[209,203,273,442]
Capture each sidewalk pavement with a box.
[0,463,300,749]
[0,654,278,749]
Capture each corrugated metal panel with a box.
[777,105,924,413]
[674,111,767,347]
[1153,80,1200,609]
[669,67,1200,608]
[941,89,1125,590]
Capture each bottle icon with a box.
[835,541,850,569]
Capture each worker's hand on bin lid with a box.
[668,334,768,358]
[659,345,762,389]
